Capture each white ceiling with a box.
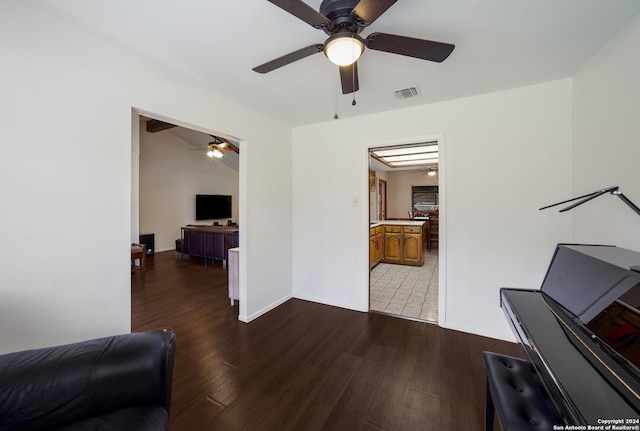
[29,0,640,127]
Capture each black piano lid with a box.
[501,244,640,424]
[502,289,640,424]
[540,245,640,371]
[540,244,640,325]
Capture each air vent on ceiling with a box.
[394,86,421,100]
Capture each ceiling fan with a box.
[407,167,438,176]
[204,136,239,159]
[253,0,455,94]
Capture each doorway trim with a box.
[378,179,387,220]
[365,133,447,326]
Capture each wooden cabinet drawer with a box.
[385,226,402,233]
[403,227,422,234]
[375,226,383,235]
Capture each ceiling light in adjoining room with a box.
[370,143,439,171]
[324,33,364,66]
[389,159,439,167]
[207,147,224,159]
[384,153,439,163]
[428,170,437,176]
[373,145,438,158]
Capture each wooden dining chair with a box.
[131,243,147,274]
[427,213,439,252]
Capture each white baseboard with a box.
[239,293,293,323]
[154,247,175,253]
[292,293,368,313]
[440,320,516,343]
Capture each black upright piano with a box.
[501,244,640,425]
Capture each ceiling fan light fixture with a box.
[427,170,437,176]
[324,33,364,66]
[207,146,224,159]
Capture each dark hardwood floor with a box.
[132,251,521,431]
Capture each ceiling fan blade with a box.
[267,0,330,29]
[366,32,455,62]
[352,0,397,25]
[253,44,324,73]
[221,142,240,154]
[339,62,359,94]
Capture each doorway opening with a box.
[130,109,243,317]
[367,141,441,323]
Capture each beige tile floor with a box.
[369,250,439,322]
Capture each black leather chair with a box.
[0,329,176,431]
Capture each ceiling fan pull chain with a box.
[351,70,357,105]
[352,34,357,106]
[334,76,340,119]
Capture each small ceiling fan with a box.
[253,0,455,94]
[205,136,239,159]
[407,167,438,176]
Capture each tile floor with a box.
[369,250,439,322]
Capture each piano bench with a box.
[483,352,560,431]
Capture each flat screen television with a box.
[195,194,232,220]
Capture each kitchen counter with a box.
[369,220,425,267]
[370,220,426,228]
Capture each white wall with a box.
[0,1,292,353]
[293,79,573,340]
[5,1,636,354]
[572,13,640,250]
[139,124,239,252]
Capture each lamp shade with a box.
[324,33,364,66]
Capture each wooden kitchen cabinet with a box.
[403,227,423,265]
[369,226,385,268]
[369,234,377,268]
[384,227,402,264]
[380,224,424,266]
[374,227,383,264]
